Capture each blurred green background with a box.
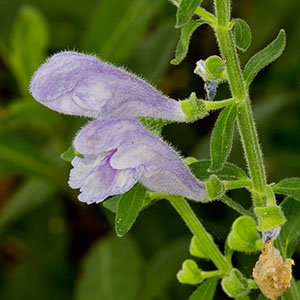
[0,0,299,299]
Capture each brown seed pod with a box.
[253,240,294,300]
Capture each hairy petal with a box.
[30,51,185,121]
[70,119,207,203]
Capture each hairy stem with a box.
[168,195,231,274]
[213,0,267,207]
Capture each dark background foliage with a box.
[0,0,299,299]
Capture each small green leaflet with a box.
[171,20,206,65]
[188,277,219,300]
[60,145,83,162]
[115,183,146,237]
[233,18,251,52]
[189,159,249,181]
[209,104,237,172]
[243,29,286,88]
[272,178,300,201]
[275,197,300,258]
[176,0,203,27]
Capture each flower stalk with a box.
[213,0,267,207]
[167,195,231,274]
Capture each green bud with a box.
[180,92,208,122]
[205,175,225,201]
[190,235,213,258]
[254,206,286,231]
[183,156,198,165]
[228,216,262,252]
[177,259,203,284]
[61,145,83,162]
[221,269,248,297]
[205,55,226,81]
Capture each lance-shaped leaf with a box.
[188,277,218,300]
[272,178,300,201]
[171,20,206,65]
[233,18,251,52]
[176,0,203,27]
[243,29,286,88]
[115,183,146,237]
[209,105,237,172]
[189,160,249,181]
[275,197,300,258]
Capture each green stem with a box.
[213,0,267,207]
[204,98,236,110]
[167,195,231,274]
[202,270,223,278]
[223,179,252,190]
[219,195,254,217]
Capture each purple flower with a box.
[30,51,186,121]
[69,119,207,203]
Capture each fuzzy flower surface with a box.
[30,51,186,121]
[69,119,207,204]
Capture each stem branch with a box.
[167,195,231,274]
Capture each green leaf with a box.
[272,178,300,201]
[176,0,203,27]
[190,159,249,181]
[275,197,300,258]
[10,5,49,95]
[82,0,163,64]
[188,277,218,300]
[243,29,286,88]
[171,20,205,65]
[0,179,55,232]
[102,196,120,213]
[0,132,66,187]
[75,235,143,300]
[234,18,251,52]
[60,145,83,162]
[115,183,146,237]
[209,104,237,172]
[228,216,262,252]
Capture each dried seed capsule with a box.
[253,240,294,299]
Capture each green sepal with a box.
[209,104,237,172]
[272,178,300,201]
[176,0,203,27]
[228,216,262,252]
[243,29,286,88]
[233,18,251,52]
[205,55,226,81]
[180,92,208,122]
[254,206,286,231]
[171,20,206,65]
[139,117,173,135]
[189,235,213,258]
[205,175,225,201]
[221,269,248,297]
[177,259,203,284]
[60,145,83,162]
